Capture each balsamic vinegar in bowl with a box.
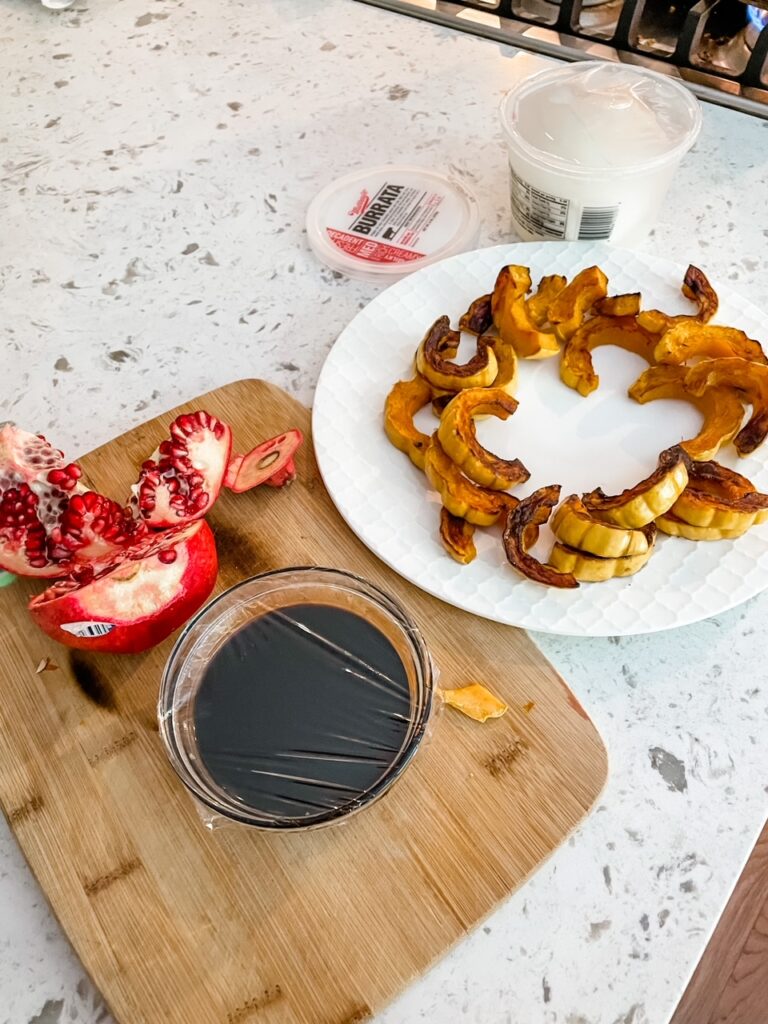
[159,568,433,830]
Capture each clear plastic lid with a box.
[159,568,435,831]
[306,165,480,283]
[500,61,702,177]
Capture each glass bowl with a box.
[159,567,433,831]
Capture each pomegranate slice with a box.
[224,429,303,493]
[0,424,84,577]
[132,412,232,528]
[0,423,149,577]
[29,519,218,653]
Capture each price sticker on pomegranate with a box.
[60,621,117,638]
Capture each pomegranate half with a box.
[29,519,218,653]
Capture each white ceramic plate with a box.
[312,242,768,636]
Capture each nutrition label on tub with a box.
[510,168,569,239]
[509,166,619,241]
[326,182,445,264]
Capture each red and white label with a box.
[327,229,425,264]
[347,189,371,218]
[324,180,445,266]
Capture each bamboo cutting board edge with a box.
[0,379,608,1024]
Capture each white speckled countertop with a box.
[2,2,768,1022]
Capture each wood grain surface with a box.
[0,380,607,1024]
[671,820,768,1024]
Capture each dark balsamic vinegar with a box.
[193,603,412,821]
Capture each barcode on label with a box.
[578,205,619,240]
[61,621,115,638]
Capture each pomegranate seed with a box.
[157,548,177,564]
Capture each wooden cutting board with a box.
[0,380,607,1024]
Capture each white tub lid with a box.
[306,165,480,283]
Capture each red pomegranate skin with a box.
[28,520,218,653]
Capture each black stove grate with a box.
[356,0,768,118]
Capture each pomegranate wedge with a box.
[0,423,149,578]
[0,423,85,577]
[29,520,218,653]
[225,429,303,492]
[133,412,232,528]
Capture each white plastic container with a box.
[306,165,480,283]
[500,61,702,246]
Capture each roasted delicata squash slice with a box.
[487,334,519,399]
[502,485,579,589]
[492,263,529,303]
[628,364,744,461]
[438,387,530,490]
[526,274,567,327]
[492,265,560,359]
[560,315,657,397]
[685,357,768,455]
[655,512,751,541]
[459,293,493,336]
[424,436,517,527]
[549,525,656,581]
[671,459,768,531]
[594,293,641,318]
[551,495,651,558]
[547,266,609,342]
[439,507,477,564]
[583,447,689,528]
[681,459,760,501]
[638,264,718,334]
[415,316,498,391]
[672,495,768,533]
[682,264,719,321]
[384,376,434,471]
[653,322,767,366]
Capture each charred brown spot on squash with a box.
[459,293,493,335]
